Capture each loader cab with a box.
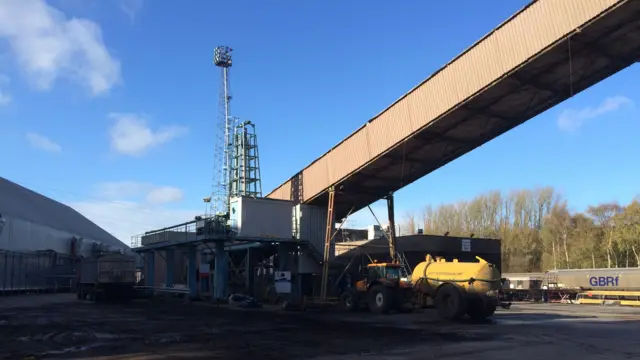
[365,263,402,286]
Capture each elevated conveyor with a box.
[267,0,640,219]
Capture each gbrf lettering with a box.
[589,276,619,287]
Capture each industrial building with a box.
[334,234,501,271]
[0,176,129,293]
[131,0,639,306]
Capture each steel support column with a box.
[320,186,335,301]
[146,251,155,290]
[165,249,174,288]
[244,247,256,296]
[385,192,397,263]
[214,241,228,300]
[187,246,197,299]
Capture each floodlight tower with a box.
[210,46,235,217]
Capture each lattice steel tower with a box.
[209,46,235,216]
[229,120,262,198]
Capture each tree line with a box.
[400,187,640,273]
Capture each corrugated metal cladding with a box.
[0,250,69,291]
[230,197,294,239]
[293,204,327,254]
[266,0,623,204]
[293,204,335,273]
[0,177,127,254]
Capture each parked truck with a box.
[77,252,136,302]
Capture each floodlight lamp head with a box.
[213,46,233,68]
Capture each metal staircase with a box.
[397,251,412,279]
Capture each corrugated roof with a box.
[0,177,127,249]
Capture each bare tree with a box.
[413,187,639,272]
[588,203,623,268]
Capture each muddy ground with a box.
[1,294,639,360]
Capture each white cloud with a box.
[0,91,10,106]
[74,181,193,243]
[68,200,200,245]
[557,96,634,133]
[0,74,10,106]
[0,0,121,95]
[26,132,62,153]
[147,186,184,204]
[96,181,185,204]
[108,113,188,156]
[118,0,143,22]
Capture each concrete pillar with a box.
[188,246,197,299]
[165,249,174,287]
[146,251,155,290]
[214,241,228,300]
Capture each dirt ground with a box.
[1,294,639,360]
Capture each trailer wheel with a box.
[340,290,358,312]
[368,285,391,314]
[467,297,496,321]
[435,284,467,320]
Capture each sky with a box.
[0,0,638,245]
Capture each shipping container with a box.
[229,197,293,239]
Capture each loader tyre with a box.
[435,284,467,320]
[368,285,391,314]
[340,289,358,312]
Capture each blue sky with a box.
[0,0,637,243]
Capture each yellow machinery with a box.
[411,254,503,320]
[576,290,640,307]
[340,262,413,313]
